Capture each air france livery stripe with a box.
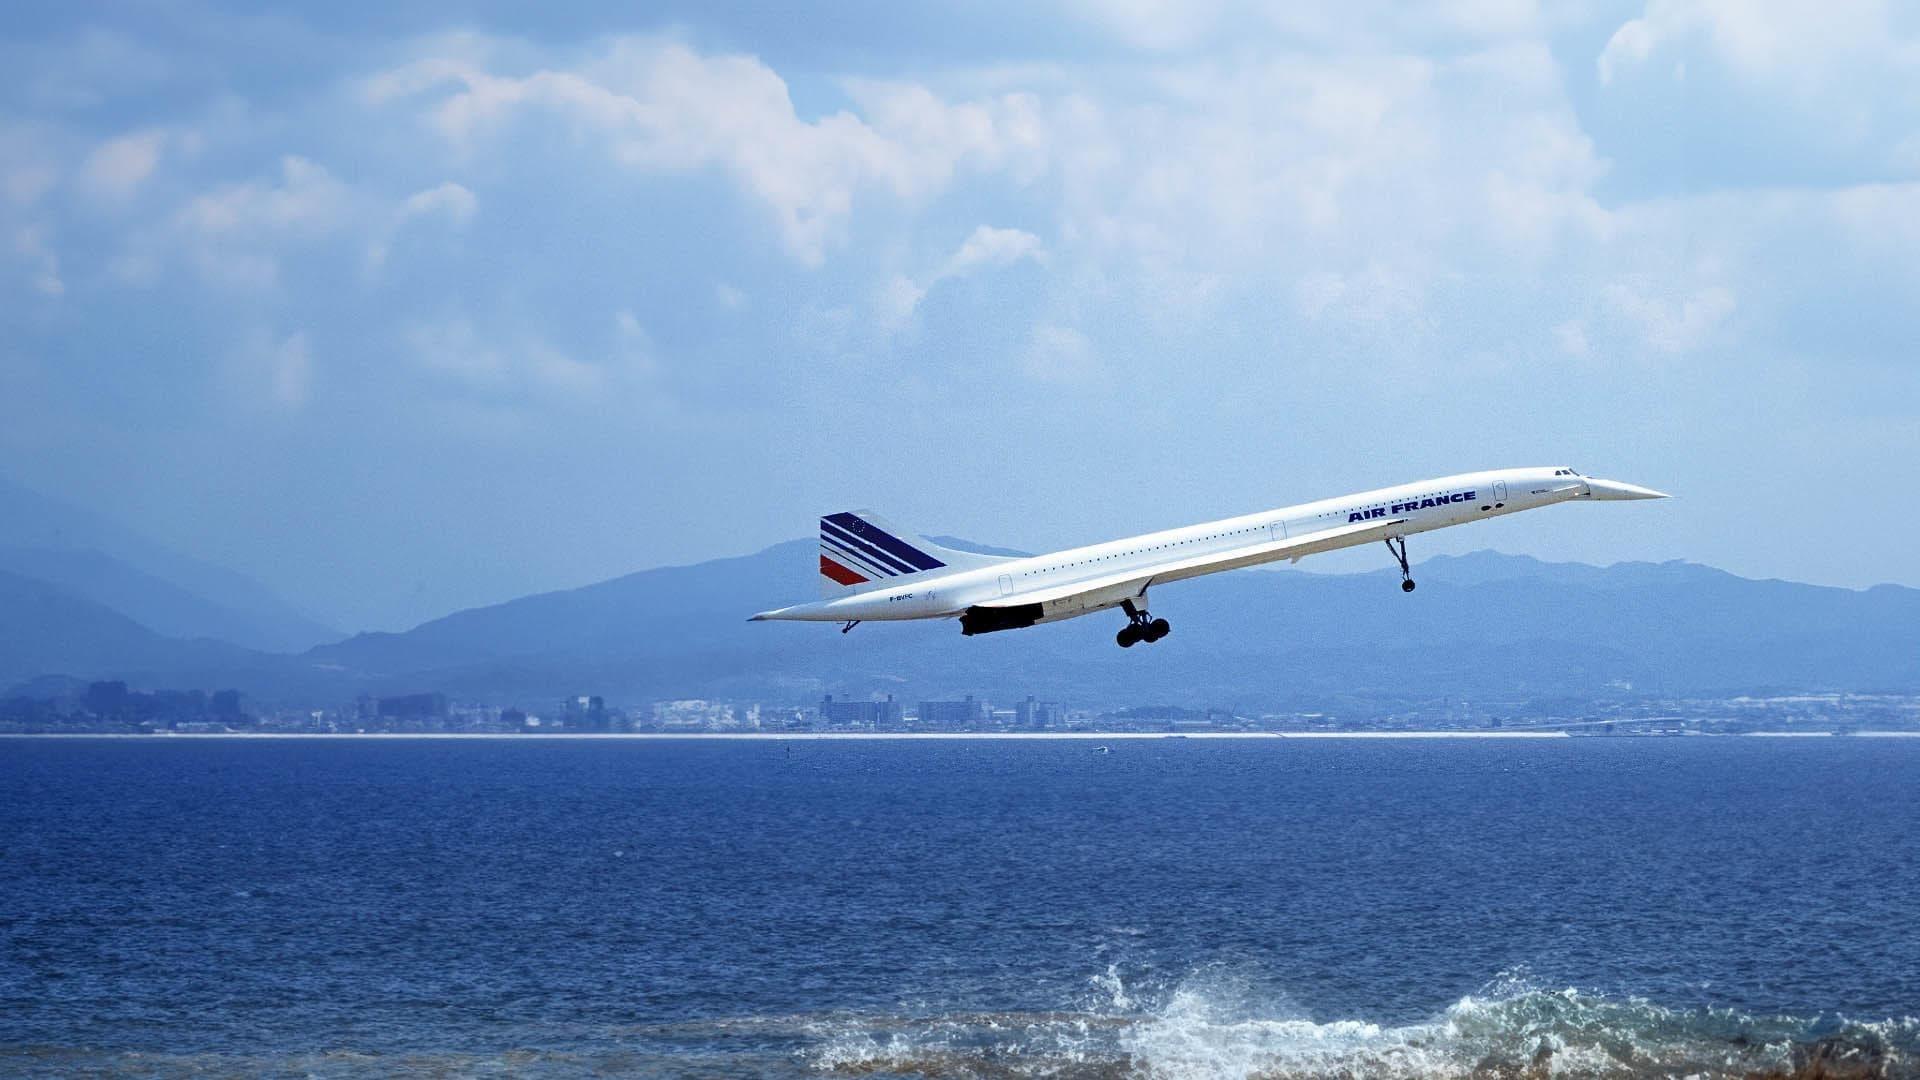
[824,514,946,572]
[819,555,868,586]
[821,534,895,579]
[818,512,948,587]
[821,520,919,575]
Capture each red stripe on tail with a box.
[820,555,869,586]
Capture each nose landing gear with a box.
[1385,536,1415,592]
[1115,599,1170,648]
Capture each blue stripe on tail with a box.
[824,513,946,572]
[820,520,919,576]
[820,533,898,579]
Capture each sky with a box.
[3,1,1918,631]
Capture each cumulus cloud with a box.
[1596,0,1920,179]
[1599,0,1897,86]
[177,155,348,236]
[365,38,1046,263]
[613,308,659,378]
[226,330,313,410]
[404,314,653,404]
[1063,0,1548,54]
[369,181,478,267]
[267,332,314,407]
[80,129,167,201]
[7,5,1920,606]
[4,163,57,208]
[941,224,1044,277]
[1554,319,1590,357]
[1021,322,1098,383]
[399,181,478,225]
[119,155,355,289]
[1604,280,1736,354]
[406,318,510,386]
[13,226,64,297]
[1,126,60,208]
[877,224,1044,331]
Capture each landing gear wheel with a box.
[1117,599,1165,648]
[1384,536,1415,593]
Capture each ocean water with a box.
[1,737,1917,1078]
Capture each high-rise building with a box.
[1014,695,1061,730]
[564,694,610,731]
[917,695,988,730]
[377,692,448,719]
[85,681,129,716]
[820,693,903,728]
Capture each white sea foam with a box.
[803,965,1919,1078]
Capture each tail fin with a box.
[818,511,1012,597]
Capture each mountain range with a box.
[4,494,1913,711]
[291,542,1920,709]
[0,476,338,654]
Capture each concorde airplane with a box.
[749,467,1668,648]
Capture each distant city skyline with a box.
[4,2,1919,630]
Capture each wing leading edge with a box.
[973,516,1410,610]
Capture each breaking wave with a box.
[7,969,1913,1077]
[804,966,1920,1079]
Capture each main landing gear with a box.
[1385,536,1416,592]
[1116,599,1170,648]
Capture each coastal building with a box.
[1014,696,1062,730]
[917,696,988,730]
[377,692,448,719]
[820,694,903,728]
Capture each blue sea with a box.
[2,736,1917,1078]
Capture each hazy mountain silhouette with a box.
[0,476,338,652]
[0,570,259,688]
[5,528,1915,707]
[292,544,1920,708]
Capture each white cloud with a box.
[13,226,64,297]
[367,38,1047,264]
[874,275,927,334]
[406,318,509,386]
[369,181,478,268]
[1829,181,1920,252]
[1596,0,1920,174]
[877,224,1044,331]
[126,155,357,289]
[177,156,348,236]
[399,181,477,225]
[613,309,659,377]
[1599,0,1898,87]
[404,315,655,403]
[1021,322,1098,383]
[1029,45,1613,327]
[1292,263,1427,326]
[267,332,313,407]
[1604,280,1736,354]
[940,224,1044,277]
[226,330,313,410]
[5,164,58,208]
[1063,0,1549,53]
[1554,319,1590,357]
[80,129,167,201]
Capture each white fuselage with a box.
[754,466,1663,626]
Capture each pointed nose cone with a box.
[1584,477,1671,501]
